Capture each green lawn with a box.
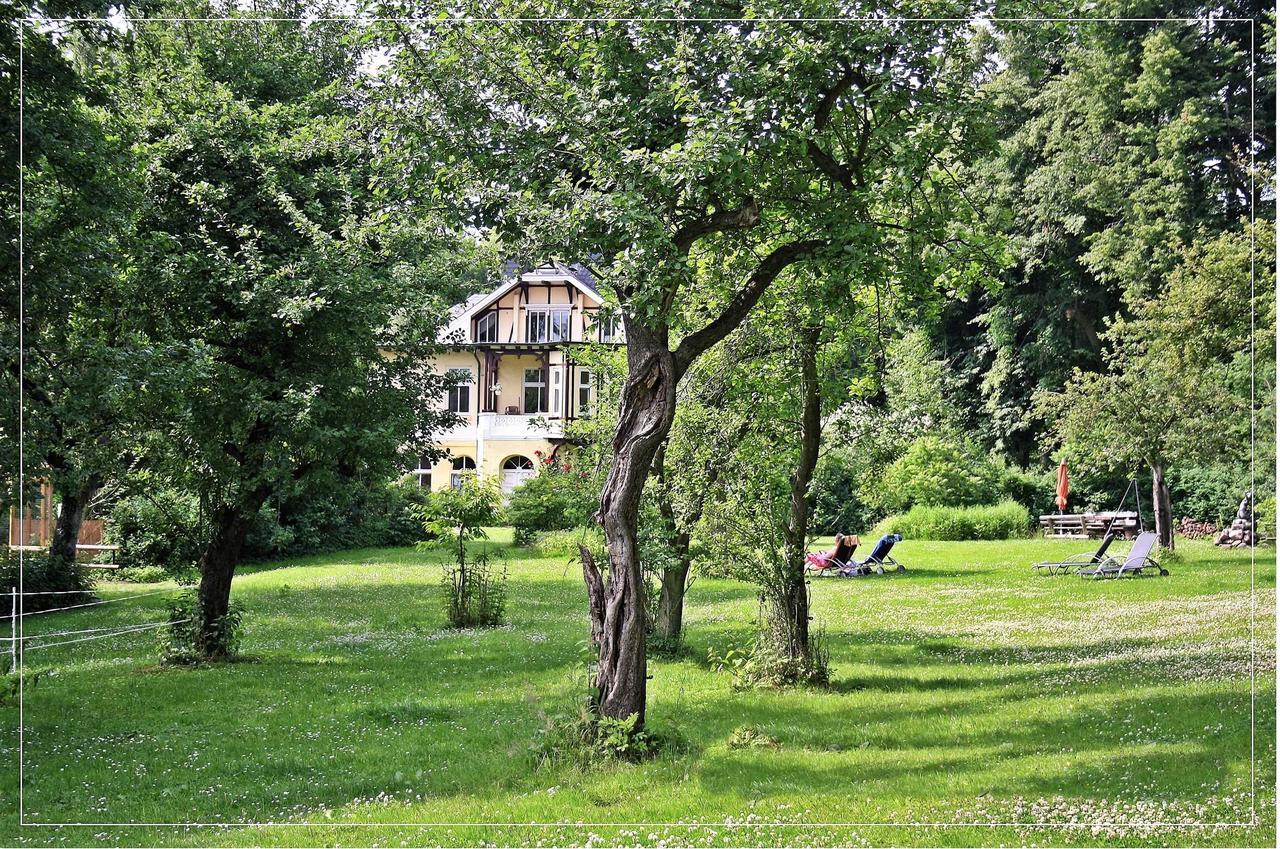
[2,534,1275,847]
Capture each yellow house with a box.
[413,262,623,494]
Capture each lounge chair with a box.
[805,533,859,577]
[839,533,905,576]
[1033,532,1116,575]
[1077,531,1168,579]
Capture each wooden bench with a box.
[1039,512,1139,540]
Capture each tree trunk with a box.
[1149,459,1174,551]
[654,542,691,642]
[195,491,268,658]
[776,326,822,662]
[49,476,101,566]
[582,328,679,727]
[651,442,691,644]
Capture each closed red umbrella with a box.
[1055,460,1070,513]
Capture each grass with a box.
[1,533,1274,847]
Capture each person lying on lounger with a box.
[805,533,861,575]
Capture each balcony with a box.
[438,412,564,442]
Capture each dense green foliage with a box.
[873,500,1032,541]
[877,436,1005,512]
[0,548,94,613]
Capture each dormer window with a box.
[476,312,498,343]
[526,307,571,343]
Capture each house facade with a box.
[414,262,622,494]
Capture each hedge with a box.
[871,499,1032,541]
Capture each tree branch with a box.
[672,239,827,376]
[672,197,761,253]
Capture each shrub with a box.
[531,527,605,556]
[1168,463,1253,526]
[810,448,885,535]
[1257,496,1276,538]
[114,564,171,584]
[505,457,597,545]
[709,628,831,690]
[107,491,203,579]
[158,591,244,665]
[0,549,95,613]
[441,552,507,629]
[244,476,428,560]
[877,435,1003,512]
[531,705,663,766]
[872,499,1031,541]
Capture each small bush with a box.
[0,549,95,613]
[531,527,605,556]
[158,591,244,665]
[531,705,663,766]
[873,499,1031,541]
[113,564,171,584]
[442,552,507,629]
[505,457,597,544]
[727,724,781,750]
[709,628,831,690]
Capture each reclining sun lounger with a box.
[1077,531,1167,579]
[838,533,905,576]
[805,533,859,577]
[1033,532,1116,575]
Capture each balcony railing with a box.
[438,412,563,441]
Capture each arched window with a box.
[500,455,536,494]
[450,456,476,490]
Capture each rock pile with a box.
[1177,517,1218,540]
[1215,491,1257,548]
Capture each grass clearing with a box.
[1,534,1274,846]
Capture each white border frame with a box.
[13,11,1266,837]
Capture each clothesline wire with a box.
[23,619,189,651]
[12,588,184,618]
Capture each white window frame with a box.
[551,369,562,417]
[445,368,473,413]
[475,312,498,343]
[523,367,547,413]
[413,453,433,490]
[578,369,593,416]
[450,456,476,490]
[598,313,623,343]
[526,306,571,342]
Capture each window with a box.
[501,456,534,471]
[475,312,498,343]
[523,367,546,413]
[450,456,476,490]
[413,454,432,489]
[598,313,623,342]
[446,368,472,413]
[551,369,562,416]
[527,308,570,343]
[578,369,593,416]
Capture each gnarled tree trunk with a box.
[581,327,678,726]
